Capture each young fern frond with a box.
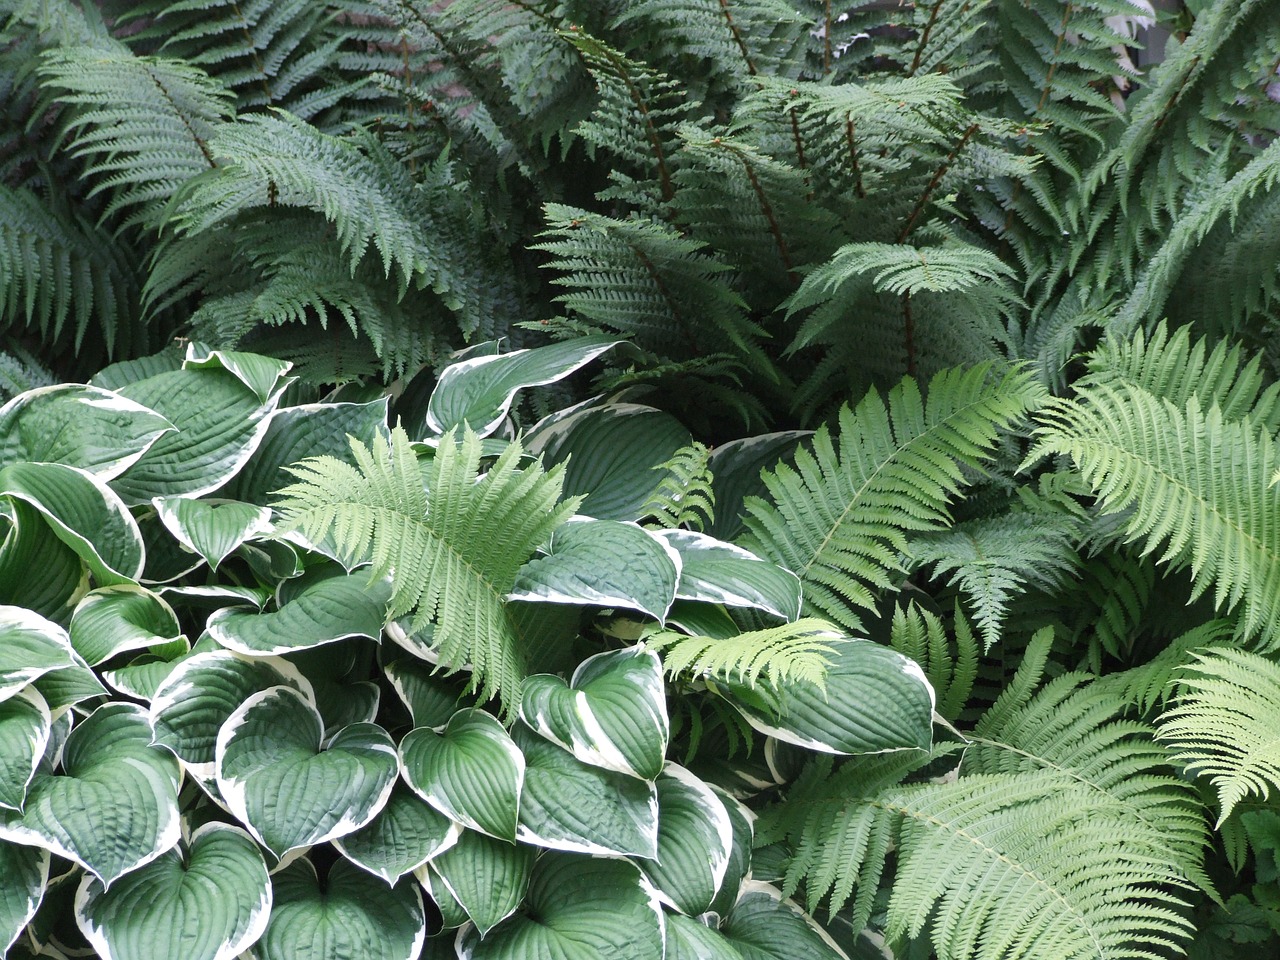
[886,603,977,723]
[741,362,1043,633]
[649,617,840,689]
[274,426,580,714]
[641,441,715,532]
[1157,648,1280,827]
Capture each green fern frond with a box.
[275,426,580,712]
[1094,619,1236,714]
[649,617,839,689]
[641,441,715,532]
[1158,648,1280,827]
[0,345,54,399]
[742,362,1043,632]
[886,603,977,723]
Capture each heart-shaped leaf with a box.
[334,782,462,884]
[0,703,180,884]
[708,786,754,917]
[182,346,292,404]
[719,882,852,960]
[0,500,86,619]
[520,647,668,780]
[153,497,273,571]
[0,687,51,812]
[401,710,524,842]
[383,656,476,730]
[455,853,664,960]
[714,640,934,755]
[253,857,425,960]
[512,723,658,858]
[1,840,48,956]
[75,823,271,960]
[509,519,680,621]
[639,764,734,916]
[655,529,802,622]
[0,607,77,703]
[216,687,398,858]
[31,653,107,711]
[428,831,533,936]
[69,585,184,667]
[0,384,173,480]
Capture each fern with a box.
[886,603,978,723]
[274,426,580,713]
[1157,648,1280,827]
[742,362,1043,632]
[1094,619,1236,714]
[641,441,715,531]
[0,345,54,399]
[648,617,839,689]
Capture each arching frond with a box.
[886,603,977,723]
[649,617,840,689]
[641,441,715,532]
[1094,619,1236,714]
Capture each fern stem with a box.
[897,122,979,243]
[717,0,757,76]
[146,66,217,169]
[1152,56,1201,131]
[1034,3,1076,114]
[909,0,944,74]
[719,141,797,284]
[632,244,701,353]
[789,106,808,170]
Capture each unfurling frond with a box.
[649,617,840,690]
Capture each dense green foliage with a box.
[2,0,1280,958]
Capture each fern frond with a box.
[641,441,715,532]
[275,426,580,713]
[1158,648,1280,827]
[649,617,839,689]
[742,362,1043,632]
[0,346,54,399]
[886,603,977,723]
[1093,619,1236,714]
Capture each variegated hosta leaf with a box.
[0,703,180,884]
[639,764,734,916]
[0,384,173,480]
[0,499,86,620]
[153,497,273,571]
[150,651,314,780]
[334,783,462,884]
[69,585,183,667]
[717,882,852,960]
[207,570,391,656]
[31,651,107,711]
[512,723,658,858]
[253,857,425,960]
[708,786,754,917]
[509,518,681,621]
[427,831,534,936]
[401,710,525,842]
[713,640,934,755]
[0,687,51,812]
[1,461,144,585]
[215,687,398,858]
[383,656,476,730]
[181,347,292,404]
[520,647,669,781]
[417,864,470,930]
[101,634,206,702]
[655,529,803,622]
[75,823,271,960]
[455,853,664,960]
[0,606,78,703]
[0,840,48,956]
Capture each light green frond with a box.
[886,604,977,723]
[641,441,715,532]
[1093,619,1236,714]
[1158,648,1280,826]
[274,426,580,713]
[649,617,839,689]
[742,362,1043,632]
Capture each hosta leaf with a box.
[428,831,534,936]
[334,783,462,884]
[101,634,209,702]
[708,786,754,917]
[383,656,476,730]
[153,498,273,571]
[0,500,86,619]
[0,841,48,956]
[426,336,621,437]
[417,864,470,930]
[512,723,658,858]
[0,384,173,480]
[0,687,50,812]
[69,586,183,667]
[75,823,271,960]
[665,913,745,960]
[714,640,934,755]
[207,569,391,657]
[655,530,802,622]
[1,462,143,585]
[182,347,292,405]
[253,857,425,960]
[720,882,851,959]
[150,651,313,777]
[400,710,525,842]
[520,647,669,780]
[0,703,180,884]
[509,519,681,621]
[32,653,107,710]
[706,432,809,542]
[639,764,734,916]
[0,607,78,703]
[215,687,398,858]
[455,853,664,960]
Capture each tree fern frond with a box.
[741,362,1043,632]
[1158,648,1280,827]
[274,426,580,713]
[641,441,715,532]
[649,617,839,689]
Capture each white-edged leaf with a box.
[708,786,754,917]
[69,586,183,667]
[0,384,173,480]
[719,882,851,960]
[520,646,669,780]
[383,657,475,730]
[0,499,87,620]
[706,432,809,541]
[1,462,143,584]
[0,703,180,885]
[215,687,398,858]
[509,519,680,621]
[713,640,934,755]
[153,498,273,571]
[75,822,271,960]
[426,336,621,437]
[253,857,425,960]
[416,863,470,930]
[400,710,525,842]
[0,607,78,703]
[655,530,802,622]
[0,840,48,956]
[0,687,51,812]
[639,764,734,915]
[512,723,658,858]
[31,650,107,710]
[428,831,533,936]
[182,346,292,404]
[335,783,462,884]
[454,852,664,959]
[664,912,745,960]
